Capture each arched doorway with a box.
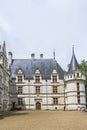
[36,102,41,110]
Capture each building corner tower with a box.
[64,47,86,110]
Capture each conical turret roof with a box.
[68,46,79,74]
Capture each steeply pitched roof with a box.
[10,59,64,79]
[68,47,79,74]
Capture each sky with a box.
[0,0,87,71]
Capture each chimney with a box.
[31,53,35,59]
[40,54,43,59]
[8,52,13,67]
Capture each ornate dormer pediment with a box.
[35,69,41,75]
[17,69,23,75]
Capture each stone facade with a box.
[0,42,86,111]
[9,47,86,110]
[64,71,86,110]
[0,42,10,111]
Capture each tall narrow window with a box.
[78,98,80,104]
[18,98,23,105]
[77,83,80,91]
[77,83,80,104]
[35,76,40,83]
[53,98,58,105]
[52,76,57,83]
[77,73,79,77]
[18,76,22,82]
[53,86,57,93]
[18,86,22,94]
[77,92,80,96]
[36,86,40,94]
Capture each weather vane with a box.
[53,48,55,59]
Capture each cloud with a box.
[0,17,12,43]
[0,0,87,70]
[0,18,11,34]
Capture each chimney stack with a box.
[40,54,43,59]
[31,53,35,59]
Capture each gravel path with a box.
[0,110,87,130]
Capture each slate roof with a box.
[10,59,64,79]
[68,47,79,74]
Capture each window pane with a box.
[18,98,23,105]
[18,86,22,94]
[18,76,22,82]
[36,86,40,94]
[35,76,40,83]
[77,83,80,91]
[53,86,57,93]
[77,73,79,77]
[52,76,57,83]
[53,98,58,105]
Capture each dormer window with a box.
[17,69,24,83]
[35,69,41,83]
[35,76,40,83]
[51,69,58,83]
[77,73,79,77]
[52,76,57,83]
[18,76,22,82]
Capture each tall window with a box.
[35,76,40,83]
[77,73,79,77]
[18,76,22,82]
[52,76,57,83]
[18,98,23,105]
[18,86,22,94]
[53,98,58,105]
[53,86,57,93]
[36,86,40,94]
[77,83,80,104]
[78,98,80,104]
[77,83,80,91]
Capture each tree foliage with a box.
[79,60,87,84]
[79,60,87,103]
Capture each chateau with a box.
[0,42,86,111]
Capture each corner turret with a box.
[64,47,86,110]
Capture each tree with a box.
[79,60,87,104]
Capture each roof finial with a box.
[72,45,74,55]
[53,48,55,59]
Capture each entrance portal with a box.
[36,102,41,110]
[12,102,15,110]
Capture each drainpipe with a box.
[46,80,48,110]
[64,80,66,111]
[28,80,30,110]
